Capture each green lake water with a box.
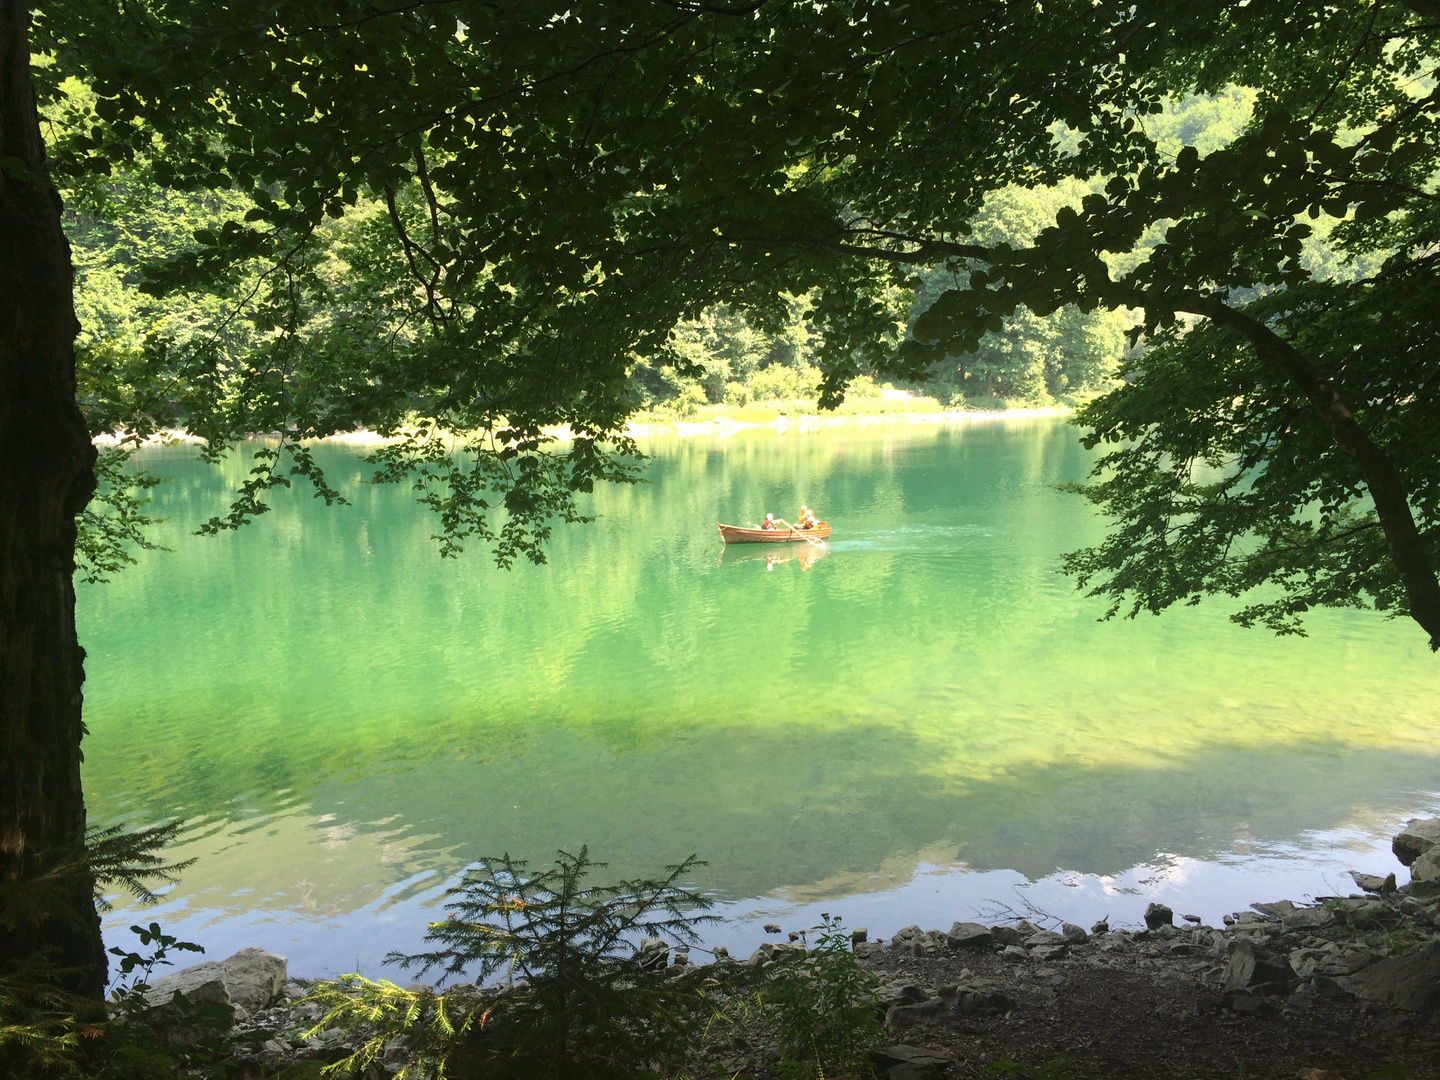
[79,418,1440,975]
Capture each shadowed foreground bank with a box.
[126,824,1440,1080]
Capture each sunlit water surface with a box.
[79,419,1440,976]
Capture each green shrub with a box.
[762,915,881,1080]
[308,848,719,1080]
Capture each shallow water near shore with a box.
[78,418,1440,976]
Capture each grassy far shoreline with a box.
[91,396,1072,448]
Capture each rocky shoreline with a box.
[145,817,1440,1079]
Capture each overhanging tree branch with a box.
[1179,296,1440,650]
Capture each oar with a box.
[773,517,826,549]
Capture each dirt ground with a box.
[858,930,1438,1080]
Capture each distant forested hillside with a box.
[65,87,1363,425]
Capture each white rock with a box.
[1393,818,1440,866]
[221,947,288,1012]
[1411,848,1440,885]
[144,961,230,1008]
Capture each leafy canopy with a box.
[39,0,1440,645]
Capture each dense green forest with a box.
[66,90,1360,422]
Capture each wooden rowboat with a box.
[716,521,831,544]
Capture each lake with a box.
[79,417,1440,976]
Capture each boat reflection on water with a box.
[718,542,830,571]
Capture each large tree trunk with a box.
[0,1,104,998]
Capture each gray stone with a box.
[1223,941,1294,992]
[1023,930,1068,947]
[1144,903,1174,930]
[1280,907,1336,932]
[1334,897,1392,926]
[748,941,805,965]
[258,1038,287,1069]
[1394,818,1440,866]
[946,921,991,948]
[1340,941,1440,1011]
[220,948,287,1012]
[1291,946,1377,980]
[1351,871,1397,894]
[144,960,231,1008]
[1059,922,1089,944]
[1226,993,1274,1016]
[878,983,931,1009]
[639,938,669,969]
[1014,920,1043,937]
[1090,918,1109,935]
[1001,944,1028,960]
[1411,848,1440,885]
[1030,944,1069,962]
[884,997,947,1032]
[918,929,949,954]
[871,1044,951,1080]
[851,927,868,944]
[888,1066,939,1080]
[854,941,886,962]
[1251,900,1295,919]
[989,925,1025,946]
[954,983,1015,1016]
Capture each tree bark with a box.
[0,0,104,997]
[1195,299,1440,652]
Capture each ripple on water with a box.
[80,422,1440,976]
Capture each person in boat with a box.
[797,504,817,529]
[760,513,776,530]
